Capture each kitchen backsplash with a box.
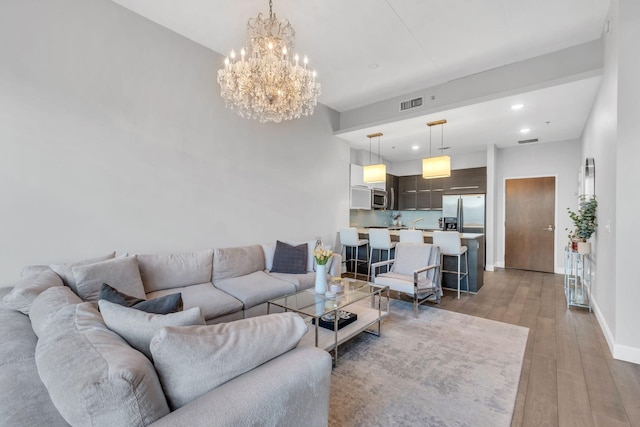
[349,209,442,229]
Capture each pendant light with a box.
[422,119,451,179]
[363,132,386,183]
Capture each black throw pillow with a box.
[270,241,308,274]
[99,283,183,314]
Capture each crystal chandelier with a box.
[217,0,321,123]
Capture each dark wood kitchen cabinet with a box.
[399,176,417,210]
[444,167,486,194]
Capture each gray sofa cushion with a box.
[35,301,170,427]
[29,286,83,338]
[72,256,146,301]
[49,252,116,294]
[150,312,308,410]
[213,271,296,309]
[147,346,332,427]
[2,269,63,314]
[99,300,204,359]
[268,271,319,291]
[213,245,265,282]
[146,283,243,321]
[137,249,214,293]
[0,299,69,427]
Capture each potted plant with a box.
[566,196,598,254]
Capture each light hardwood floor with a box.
[437,268,640,427]
[348,268,640,426]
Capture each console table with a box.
[564,247,591,312]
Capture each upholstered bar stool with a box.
[339,228,369,279]
[432,231,469,299]
[399,230,424,243]
[367,228,397,280]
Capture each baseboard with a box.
[494,261,504,268]
[485,264,494,272]
[591,297,640,365]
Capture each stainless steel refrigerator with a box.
[442,194,485,233]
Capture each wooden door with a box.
[505,177,555,272]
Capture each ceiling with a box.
[110,0,610,160]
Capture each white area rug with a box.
[329,299,529,427]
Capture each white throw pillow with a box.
[150,312,308,410]
[98,300,204,359]
[72,256,145,301]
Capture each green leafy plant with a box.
[567,196,598,241]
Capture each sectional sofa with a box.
[0,240,341,427]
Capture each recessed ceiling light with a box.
[511,104,524,110]
[520,128,531,134]
[411,145,420,150]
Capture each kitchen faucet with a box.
[411,218,424,230]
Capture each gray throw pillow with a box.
[98,300,204,360]
[150,312,308,410]
[270,241,308,274]
[99,283,183,314]
[72,256,145,301]
[3,269,63,314]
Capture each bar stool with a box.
[432,231,469,299]
[339,228,369,279]
[399,230,424,243]
[367,228,396,280]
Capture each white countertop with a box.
[356,228,484,239]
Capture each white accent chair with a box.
[372,243,441,317]
[367,229,397,281]
[339,228,369,279]
[399,230,424,243]
[432,231,469,299]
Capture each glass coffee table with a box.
[268,279,389,366]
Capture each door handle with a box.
[542,225,554,231]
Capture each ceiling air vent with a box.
[400,97,423,111]
[518,138,539,144]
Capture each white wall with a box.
[580,0,619,353]
[0,0,350,285]
[615,0,640,363]
[583,0,640,364]
[495,140,582,272]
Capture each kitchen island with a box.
[349,228,485,293]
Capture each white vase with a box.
[315,264,328,294]
[577,241,591,255]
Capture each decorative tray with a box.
[312,310,358,330]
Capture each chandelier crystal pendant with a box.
[217,0,321,123]
[363,132,386,184]
[422,119,451,179]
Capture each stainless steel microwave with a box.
[371,189,388,209]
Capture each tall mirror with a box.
[584,157,595,198]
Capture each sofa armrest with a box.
[148,346,332,427]
[329,253,342,277]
